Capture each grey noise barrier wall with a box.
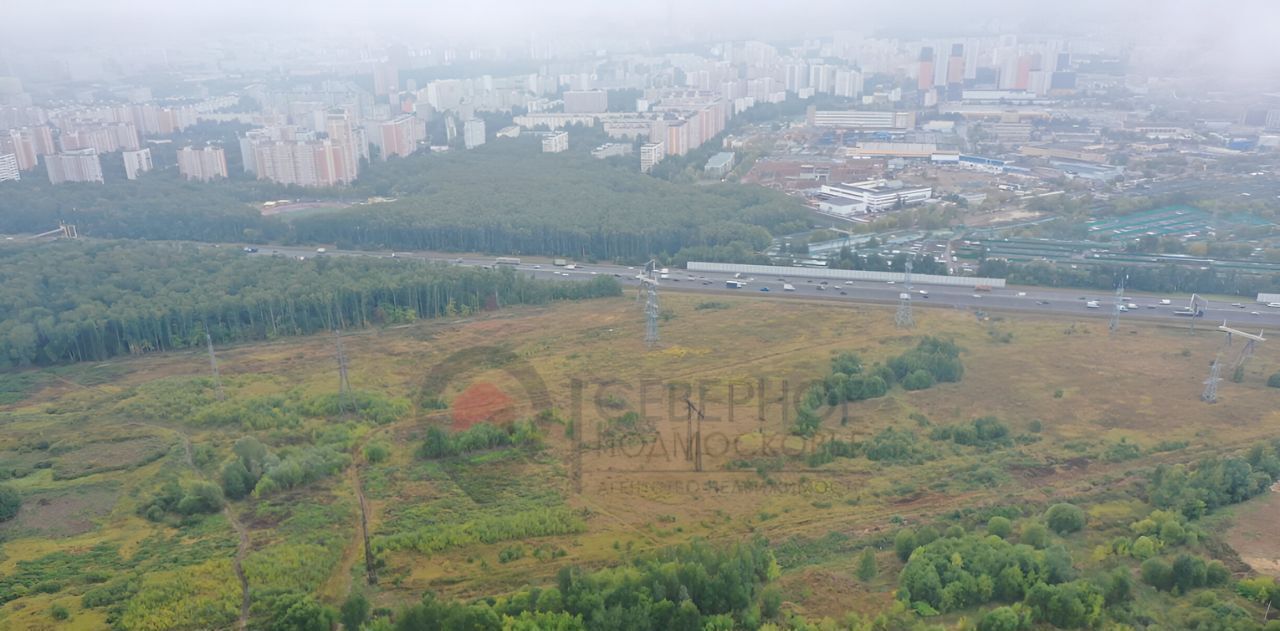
[686,262,1007,288]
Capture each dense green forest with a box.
[0,145,810,263]
[292,149,811,262]
[0,240,619,367]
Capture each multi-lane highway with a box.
[234,244,1280,329]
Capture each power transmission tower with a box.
[684,398,705,472]
[895,260,914,328]
[204,324,225,400]
[1202,355,1221,403]
[1109,275,1126,334]
[1219,322,1266,371]
[1234,336,1260,370]
[640,260,660,347]
[334,329,351,411]
[1187,293,1205,335]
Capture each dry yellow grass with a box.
[3,293,1279,622]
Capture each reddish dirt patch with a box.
[450,382,515,430]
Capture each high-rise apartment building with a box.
[130,104,197,135]
[918,47,935,91]
[640,142,665,173]
[1266,110,1280,132]
[947,44,965,86]
[324,112,362,183]
[563,90,608,113]
[177,146,229,181]
[377,114,425,160]
[122,148,153,180]
[2,126,53,171]
[463,118,486,149]
[46,149,104,184]
[373,62,399,97]
[834,69,863,99]
[0,153,19,182]
[59,122,141,154]
[541,131,568,153]
[664,120,689,157]
[251,140,355,188]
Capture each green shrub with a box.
[1020,523,1049,549]
[50,604,70,621]
[0,484,20,522]
[902,369,936,391]
[930,417,1010,448]
[865,427,918,463]
[252,446,350,497]
[856,548,878,581]
[1044,503,1086,534]
[419,421,541,459]
[894,530,917,562]
[978,605,1032,631]
[695,301,730,310]
[498,545,525,563]
[1141,558,1174,591]
[987,516,1012,539]
[1268,372,1280,388]
[363,442,391,464]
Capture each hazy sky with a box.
[6,0,1280,81]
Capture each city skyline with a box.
[3,1,1278,86]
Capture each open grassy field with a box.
[1,293,1278,628]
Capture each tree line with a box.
[0,147,810,264]
[0,241,620,367]
[978,259,1280,298]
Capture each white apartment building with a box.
[177,146,229,181]
[463,118,486,149]
[640,142,665,173]
[819,179,932,213]
[541,131,568,153]
[46,149,104,184]
[0,153,19,182]
[122,148,153,180]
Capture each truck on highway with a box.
[495,257,521,266]
[974,284,993,292]
[315,247,327,254]
[553,258,568,266]
[726,280,746,289]
[1086,300,1100,309]
[783,284,796,292]
[1160,299,1172,305]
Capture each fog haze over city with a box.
[7,0,1280,85]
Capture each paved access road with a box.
[234,244,1280,330]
